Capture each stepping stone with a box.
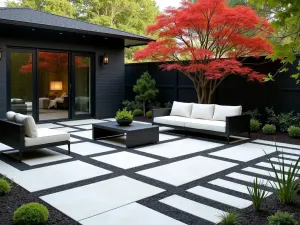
[159,133,178,142]
[2,160,111,192]
[281,149,300,156]
[36,123,63,129]
[278,154,299,161]
[270,158,300,166]
[92,152,159,169]
[80,203,186,225]
[55,127,78,133]
[137,156,237,186]
[58,119,105,126]
[71,130,93,139]
[41,176,164,221]
[160,195,224,224]
[209,179,250,194]
[75,124,93,130]
[70,137,81,143]
[256,162,298,172]
[59,142,115,156]
[187,186,252,209]
[210,143,276,162]
[242,167,286,179]
[136,139,223,159]
[4,148,71,166]
[226,172,273,187]
[253,140,300,150]
[0,143,12,152]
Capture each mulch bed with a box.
[0,175,79,225]
[251,131,300,146]
[239,194,300,225]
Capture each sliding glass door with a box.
[71,53,93,118]
[8,49,35,116]
[8,48,94,121]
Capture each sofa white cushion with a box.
[154,116,191,127]
[185,119,226,133]
[213,105,242,121]
[6,111,17,122]
[15,114,38,138]
[170,101,193,117]
[190,104,215,120]
[25,128,70,147]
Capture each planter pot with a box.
[116,119,133,126]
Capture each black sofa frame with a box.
[0,120,70,161]
[152,108,250,144]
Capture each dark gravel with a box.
[239,194,300,225]
[0,175,79,225]
[251,131,300,145]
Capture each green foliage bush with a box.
[249,108,261,120]
[133,109,143,117]
[148,101,161,110]
[115,108,133,120]
[262,124,276,134]
[268,211,298,225]
[164,101,173,108]
[288,126,300,138]
[218,210,241,225]
[247,177,268,211]
[250,119,260,132]
[13,203,49,225]
[122,100,142,111]
[0,178,11,196]
[146,111,152,118]
[277,111,295,132]
[265,107,277,125]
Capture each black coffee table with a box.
[92,121,159,148]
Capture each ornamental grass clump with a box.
[268,211,298,225]
[0,177,11,196]
[250,119,260,132]
[262,124,276,134]
[13,203,49,225]
[288,126,300,138]
[218,210,241,225]
[265,148,300,204]
[247,177,268,211]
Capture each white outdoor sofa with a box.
[152,101,250,144]
[0,112,70,161]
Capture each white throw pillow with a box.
[213,105,242,121]
[6,111,17,122]
[15,114,38,138]
[190,104,215,120]
[170,101,193,117]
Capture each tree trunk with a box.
[143,101,146,117]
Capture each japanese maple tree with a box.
[134,0,273,103]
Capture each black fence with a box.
[125,56,300,113]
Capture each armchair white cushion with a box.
[25,128,70,147]
[6,111,17,122]
[190,104,215,120]
[170,101,193,117]
[15,114,38,138]
[213,105,242,121]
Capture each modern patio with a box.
[0,118,299,225]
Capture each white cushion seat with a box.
[185,119,226,133]
[25,128,70,147]
[153,116,191,127]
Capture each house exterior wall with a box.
[0,34,125,119]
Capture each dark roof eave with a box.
[0,18,153,44]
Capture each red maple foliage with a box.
[134,0,273,103]
[20,52,88,73]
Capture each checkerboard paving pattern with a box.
[0,119,299,225]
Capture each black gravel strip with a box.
[239,194,300,225]
[251,132,300,145]
[0,175,79,225]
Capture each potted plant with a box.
[115,108,133,126]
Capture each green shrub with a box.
[277,111,295,132]
[146,111,152,118]
[122,100,142,111]
[247,177,268,211]
[262,124,276,134]
[164,101,173,108]
[249,108,261,120]
[133,109,143,117]
[115,108,133,120]
[0,178,11,196]
[288,126,300,138]
[13,203,49,225]
[218,210,241,225]
[268,211,298,225]
[266,149,300,204]
[250,119,260,132]
[265,107,277,125]
[148,101,161,110]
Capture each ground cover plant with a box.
[0,176,12,196]
[13,203,49,225]
[250,119,260,132]
[288,126,300,138]
[262,124,276,134]
[268,211,298,225]
[218,210,241,225]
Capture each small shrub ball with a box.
[13,202,49,225]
